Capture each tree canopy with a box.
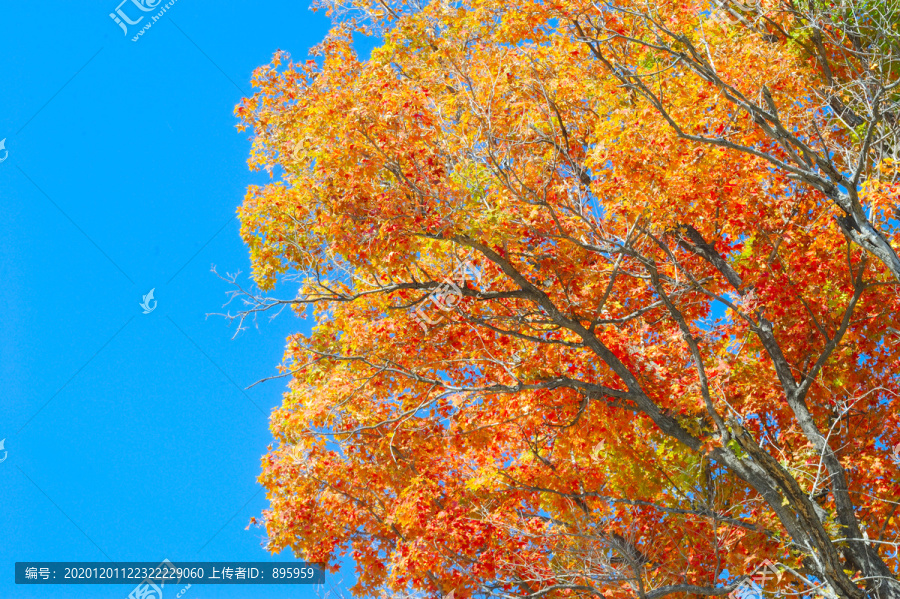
[233,1,900,598]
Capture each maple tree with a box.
[232,0,900,598]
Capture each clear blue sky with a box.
[0,2,352,597]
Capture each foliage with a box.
[233,1,900,598]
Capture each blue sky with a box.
[0,1,354,597]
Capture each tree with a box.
[232,0,900,598]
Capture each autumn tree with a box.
[231,0,900,598]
